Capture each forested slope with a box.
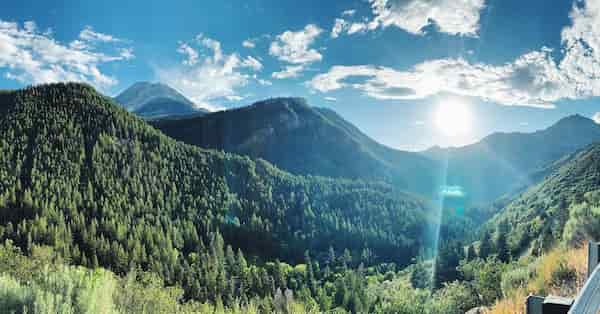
[152,97,440,196]
[0,83,430,311]
[485,142,600,256]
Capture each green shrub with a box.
[501,265,532,296]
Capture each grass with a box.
[486,243,588,314]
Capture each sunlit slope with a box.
[487,142,600,256]
[152,98,440,196]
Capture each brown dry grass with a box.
[486,243,588,314]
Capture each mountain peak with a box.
[545,114,597,134]
[555,114,592,124]
[114,81,204,119]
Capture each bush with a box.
[428,281,478,314]
[459,258,504,305]
[550,262,577,291]
[500,266,532,297]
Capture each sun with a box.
[435,100,472,137]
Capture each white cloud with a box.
[324,96,337,101]
[257,78,273,86]
[334,0,485,38]
[369,0,486,36]
[79,26,121,43]
[272,65,305,79]
[118,48,134,60]
[348,22,369,35]
[225,95,244,101]
[415,120,425,125]
[342,9,356,17]
[558,0,600,100]
[594,113,600,124]
[242,39,255,48]
[309,0,600,108]
[270,24,323,79]
[241,55,263,71]
[177,43,199,65]
[308,53,560,108]
[258,79,272,86]
[0,20,133,88]
[331,19,348,38]
[269,24,323,64]
[158,34,261,111]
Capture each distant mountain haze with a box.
[422,114,600,203]
[114,81,208,119]
[152,96,600,204]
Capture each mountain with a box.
[114,81,207,118]
[152,97,440,196]
[0,83,432,307]
[485,141,600,257]
[423,114,600,203]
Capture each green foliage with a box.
[0,83,437,313]
[0,240,322,314]
[478,231,493,259]
[563,190,600,244]
[500,264,533,296]
[427,281,479,314]
[433,241,463,288]
[486,143,600,256]
[410,261,431,289]
[495,229,510,263]
[368,278,478,314]
[459,258,504,305]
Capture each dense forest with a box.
[0,83,467,313]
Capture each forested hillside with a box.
[152,97,440,196]
[0,83,435,312]
[484,142,600,257]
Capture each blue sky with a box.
[2,0,600,150]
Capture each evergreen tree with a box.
[495,231,510,263]
[479,231,493,259]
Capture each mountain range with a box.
[152,97,441,196]
[148,84,600,204]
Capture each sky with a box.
[2,0,600,150]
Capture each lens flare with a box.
[435,100,472,137]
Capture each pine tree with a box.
[495,231,510,262]
[479,231,493,259]
[466,244,477,261]
[410,261,430,289]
